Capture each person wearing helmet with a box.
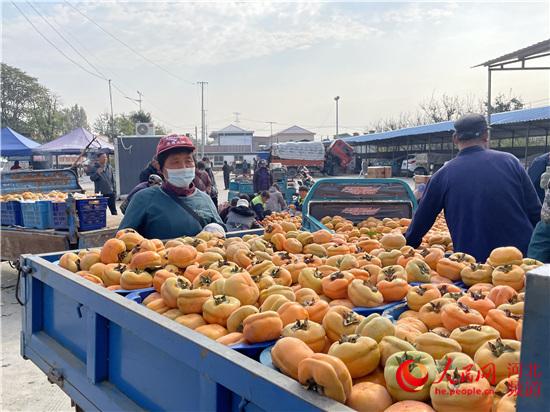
[119,134,224,238]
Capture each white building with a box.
[272,125,315,143]
[209,125,253,146]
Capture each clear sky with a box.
[2,1,549,137]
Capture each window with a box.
[235,155,244,162]
[213,155,224,167]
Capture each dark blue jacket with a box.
[527,153,549,203]
[406,146,541,262]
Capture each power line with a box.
[24,3,191,131]
[64,0,195,85]
[28,2,109,81]
[11,2,106,81]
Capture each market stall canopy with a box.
[0,127,40,157]
[33,127,113,154]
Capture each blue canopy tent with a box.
[0,127,40,158]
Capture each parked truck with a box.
[401,152,451,176]
[270,139,354,176]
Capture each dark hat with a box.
[454,114,489,139]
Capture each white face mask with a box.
[165,167,195,188]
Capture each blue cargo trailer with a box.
[18,251,352,411]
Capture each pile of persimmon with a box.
[55,218,537,411]
[261,211,302,229]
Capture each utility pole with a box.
[197,81,208,159]
[268,121,275,146]
[334,96,340,138]
[137,91,143,112]
[108,79,115,139]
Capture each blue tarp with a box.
[0,127,40,157]
[33,127,113,154]
[344,106,550,144]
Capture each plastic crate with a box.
[238,182,254,195]
[76,197,108,231]
[52,202,69,230]
[1,201,23,226]
[21,201,53,229]
[227,190,240,202]
[228,181,239,191]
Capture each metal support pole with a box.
[108,79,115,140]
[334,96,340,138]
[545,129,548,153]
[487,67,492,139]
[197,81,208,159]
[524,125,531,168]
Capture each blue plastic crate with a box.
[21,200,53,229]
[1,200,23,226]
[238,182,254,194]
[227,190,240,202]
[52,202,69,230]
[228,181,239,191]
[76,197,108,231]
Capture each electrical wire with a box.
[11,2,106,81]
[27,2,109,81]
[27,2,195,131]
[64,0,195,86]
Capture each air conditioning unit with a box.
[135,123,155,136]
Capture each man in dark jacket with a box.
[90,152,118,215]
[527,152,549,203]
[222,161,231,189]
[226,199,260,231]
[405,113,541,262]
[253,160,273,193]
[139,157,163,182]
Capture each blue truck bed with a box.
[19,251,351,411]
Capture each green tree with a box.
[490,91,524,113]
[59,104,89,134]
[130,110,152,123]
[1,63,89,142]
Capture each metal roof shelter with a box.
[474,38,550,131]
[344,106,550,169]
[344,106,550,144]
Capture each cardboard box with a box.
[367,167,386,178]
[383,166,392,178]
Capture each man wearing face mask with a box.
[119,134,224,239]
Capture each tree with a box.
[93,111,169,139]
[367,91,523,133]
[130,110,152,123]
[490,91,524,113]
[1,63,89,142]
[59,104,89,134]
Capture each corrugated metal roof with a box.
[344,106,550,144]
[474,38,550,67]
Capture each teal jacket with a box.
[119,186,223,239]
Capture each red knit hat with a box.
[156,134,195,156]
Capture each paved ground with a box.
[1,262,73,412]
[0,172,414,410]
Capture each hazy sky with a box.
[3,1,549,137]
